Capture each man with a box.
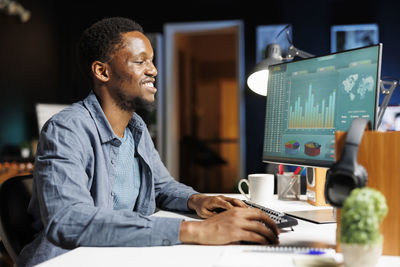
[18,17,279,266]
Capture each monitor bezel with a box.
[262,44,382,168]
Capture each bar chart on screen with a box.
[288,84,336,129]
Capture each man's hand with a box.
[180,207,280,245]
[188,194,247,218]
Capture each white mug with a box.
[238,173,274,205]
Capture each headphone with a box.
[325,118,371,207]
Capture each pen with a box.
[280,167,303,200]
[293,166,303,176]
[302,250,326,255]
[242,247,328,255]
[279,164,284,175]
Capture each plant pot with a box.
[341,243,382,267]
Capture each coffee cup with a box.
[238,173,274,205]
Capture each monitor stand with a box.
[306,167,329,206]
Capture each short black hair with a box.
[77,17,143,82]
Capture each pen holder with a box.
[277,172,301,200]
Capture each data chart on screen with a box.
[263,44,381,167]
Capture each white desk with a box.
[36,195,400,267]
[156,194,337,249]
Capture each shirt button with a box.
[111,139,121,146]
[162,239,171,246]
[111,192,115,196]
[111,159,115,165]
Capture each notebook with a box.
[215,246,337,267]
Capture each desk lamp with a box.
[247,43,283,96]
[247,26,314,96]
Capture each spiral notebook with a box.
[215,246,337,267]
[241,245,335,254]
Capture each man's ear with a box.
[92,61,110,82]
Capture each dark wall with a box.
[1,0,400,174]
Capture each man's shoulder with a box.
[51,101,90,122]
[132,112,146,126]
[44,101,94,132]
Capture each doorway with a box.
[164,21,245,193]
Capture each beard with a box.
[114,89,156,112]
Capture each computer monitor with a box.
[263,44,382,168]
[377,105,400,132]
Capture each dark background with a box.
[1,0,400,175]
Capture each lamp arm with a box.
[376,79,398,128]
[286,45,315,60]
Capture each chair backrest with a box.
[0,175,35,263]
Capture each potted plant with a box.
[340,187,388,267]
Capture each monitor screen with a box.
[377,105,400,132]
[263,44,382,167]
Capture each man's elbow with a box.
[45,222,79,249]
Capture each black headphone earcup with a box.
[324,168,333,203]
[325,167,358,207]
[324,118,371,207]
[354,164,368,187]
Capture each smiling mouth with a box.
[143,81,157,92]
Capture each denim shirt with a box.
[17,91,198,267]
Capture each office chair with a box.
[0,174,35,263]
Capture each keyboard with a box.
[243,200,298,229]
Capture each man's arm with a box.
[180,207,280,245]
[187,194,247,217]
[35,120,184,248]
[139,121,279,245]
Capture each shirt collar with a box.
[83,91,145,144]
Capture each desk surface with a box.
[155,194,337,249]
[36,194,400,267]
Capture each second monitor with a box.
[263,44,382,168]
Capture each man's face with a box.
[107,31,157,112]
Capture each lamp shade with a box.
[247,43,283,96]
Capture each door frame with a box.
[163,20,246,181]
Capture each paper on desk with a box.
[214,247,295,267]
[292,256,339,267]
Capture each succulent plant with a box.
[341,187,388,245]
